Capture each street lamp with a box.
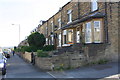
[11,24,21,44]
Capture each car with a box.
[0,49,7,75]
[4,51,10,58]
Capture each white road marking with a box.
[47,72,56,78]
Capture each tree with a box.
[27,32,46,49]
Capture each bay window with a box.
[68,29,73,43]
[85,19,102,43]
[46,38,48,45]
[63,30,67,44]
[58,34,61,47]
[94,21,101,43]
[76,30,80,43]
[85,22,92,43]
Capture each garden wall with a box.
[35,51,87,70]
[19,52,32,63]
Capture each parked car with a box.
[0,49,7,75]
[4,51,10,58]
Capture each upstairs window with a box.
[58,18,61,29]
[51,21,54,32]
[46,27,48,35]
[91,0,98,11]
[67,10,72,23]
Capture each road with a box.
[0,54,53,79]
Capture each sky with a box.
[0,0,70,47]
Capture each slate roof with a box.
[61,12,105,30]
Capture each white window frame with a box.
[91,0,98,11]
[68,29,73,43]
[51,21,54,32]
[46,27,48,35]
[63,30,67,35]
[58,34,62,47]
[85,22,92,43]
[76,31,80,43]
[50,35,54,45]
[94,21,101,43]
[67,10,72,23]
[46,38,48,45]
[58,18,61,29]
[63,30,67,45]
[52,36,54,45]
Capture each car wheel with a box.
[2,68,6,75]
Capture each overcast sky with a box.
[0,0,70,47]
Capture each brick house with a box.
[38,0,119,62]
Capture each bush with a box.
[16,46,39,52]
[42,45,55,51]
[97,59,108,64]
[37,50,49,57]
[28,32,46,49]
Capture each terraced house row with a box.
[32,0,119,62]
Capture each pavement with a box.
[0,54,119,80]
[1,54,53,79]
[48,62,119,79]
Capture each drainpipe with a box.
[61,8,63,47]
[78,0,80,19]
[105,2,109,43]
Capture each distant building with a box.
[18,39,29,47]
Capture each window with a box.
[46,27,48,35]
[76,31,80,43]
[51,21,54,32]
[94,21,101,43]
[67,10,72,23]
[52,36,54,45]
[46,38,48,45]
[85,22,92,43]
[50,35,54,45]
[85,20,102,43]
[49,39,51,45]
[68,29,73,43]
[63,30,67,44]
[58,18,61,29]
[91,0,98,11]
[64,35,67,44]
[58,34,61,47]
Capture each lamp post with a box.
[12,24,20,44]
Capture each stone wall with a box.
[104,3,119,62]
[35,57,52,70]
[19,52,32,63]
[35,51,86,70]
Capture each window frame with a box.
[58,18,61,29]
[51,21,54,32]
[85,22,92,43]
[67,9,72,23]
[93,21,101,43]
[84,19,103,44]
[91,0,98,11]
